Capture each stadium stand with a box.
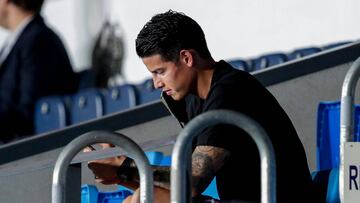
[31,40,357,135]
[226,40,354,71]
[70,89,104,124]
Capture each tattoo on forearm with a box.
[117,147,229,195]
[192,152,214,193]
[153,166,171,189]
[191,146,230,195]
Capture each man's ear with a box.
[179,50,194,67]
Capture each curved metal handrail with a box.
[340,56,360,202]
[171,109,276,203]
[52,131,153,203]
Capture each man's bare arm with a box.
[112,146,230,195]
[87,145,229,197]
[191,146,230,196]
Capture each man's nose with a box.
[153,77,164,89]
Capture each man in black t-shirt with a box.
[86,10,324,202]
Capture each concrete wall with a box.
[267,62,360,171]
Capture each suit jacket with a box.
[0,14,78,142]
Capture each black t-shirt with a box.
[181,61,322,202]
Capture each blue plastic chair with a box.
[317,101,360,170]
[81,184,132,203]
[136,78,161,105]
[145,151,164,165]
[312,168,340,203]
[288,47,322,60]
[103,84,137,114]
[227,59,249,71]
[34,96,67,134]
[251,53,288,71]
[70,89,104,124]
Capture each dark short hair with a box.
[10,0,44,13]
[136,10,212,62]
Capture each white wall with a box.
[108,0,360,83]
[0,0,359,83]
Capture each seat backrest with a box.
[34,96,67,134]
[70,88,104,124]
[81,184,132,203]
[251,53,288,71]
[103,84,137,114]
[226,59,249,71]
[136,78,161,105]
[311,168,340,203]
[288,47,322,60]
[34,95,67,134]
[317,101,360,170]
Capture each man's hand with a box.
[84,143,127,185]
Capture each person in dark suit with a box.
[0,0,78,143]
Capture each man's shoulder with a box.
[18,16,62,47]
[213,60,256,87]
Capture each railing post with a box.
[52,131,153,203]
[171,109,276,203]
[340,57,360,202]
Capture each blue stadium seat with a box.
[103,84,137,114]
[250,53,288,71]
[317,101,360,170]
[34,96,67,134]
[227,59,249,71]
[145,151,164,165]
[323,41,353,50]
[288,47,322,60]
[136,78,161,105]
[159,155,171,166]
[70,89,104,124]
[81,184,132,203]
[312,168,339,203]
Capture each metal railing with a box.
[171,109,276,203]
[52,131,154,203]
[339,56,360,202]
